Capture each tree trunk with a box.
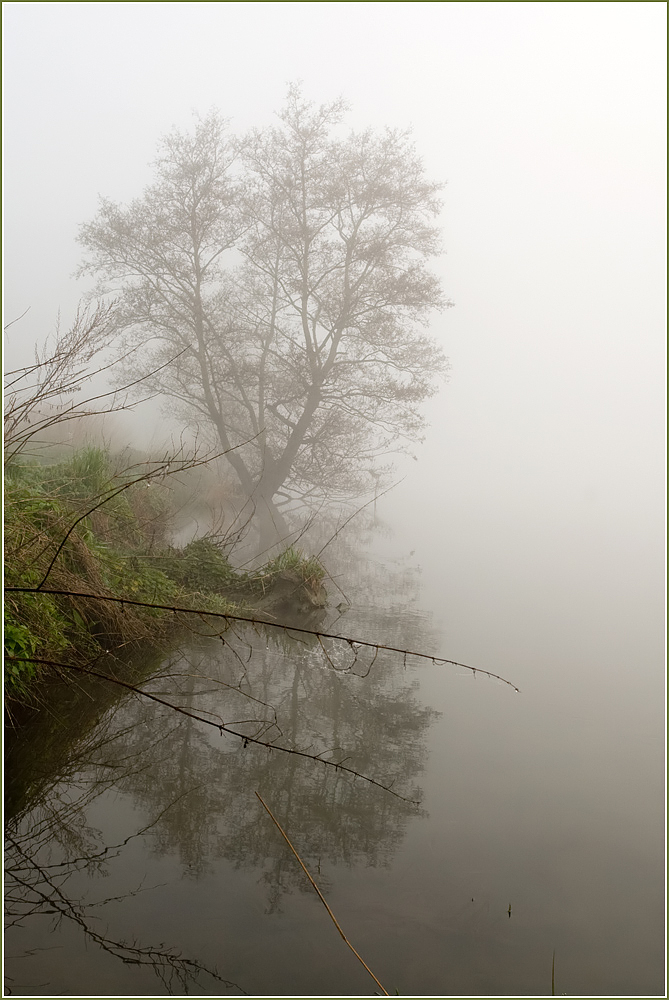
[254,494,290,558]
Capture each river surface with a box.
[4,499,665,997]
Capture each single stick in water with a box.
[552,948,556,996]
[255,791,390,996]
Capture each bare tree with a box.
[79,87,451,547]
[3,302,124,465]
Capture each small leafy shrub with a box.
[157,538,241,593]
[4,617,40,701]
[261,546,325,590]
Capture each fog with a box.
[3,3,665,997]
[4,3,664,479]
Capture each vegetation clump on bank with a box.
[4,446,326,710]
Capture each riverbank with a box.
[4,446,326,713]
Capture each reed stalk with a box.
[255,790,390,996]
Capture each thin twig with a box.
[314,478,404,561]
[255,791,390,996]
[5,586,520,692]
[7,657,418,803]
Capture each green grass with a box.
[4,447,326,710]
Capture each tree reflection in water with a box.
[4,581,441,995]
[5,693,245,995]
[113,627,437,904]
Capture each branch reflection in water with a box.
[4,585,441,995]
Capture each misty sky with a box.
[3,2,666,579]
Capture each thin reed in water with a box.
[255,790,390,996]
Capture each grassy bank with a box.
[4,446,325,711]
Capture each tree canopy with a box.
[79,86,450,544]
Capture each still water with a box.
[4,507,665,997]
